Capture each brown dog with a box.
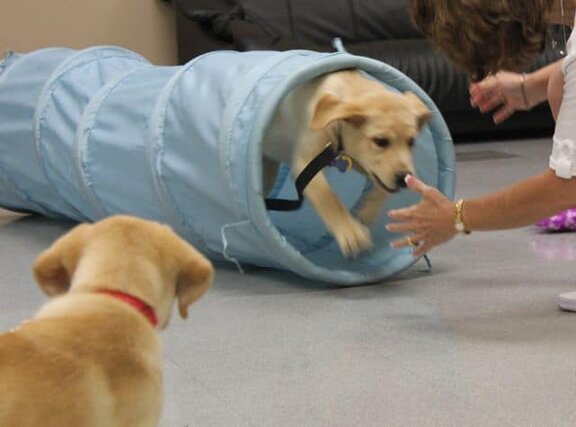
[263,69,430,257]
[0,215,213,427]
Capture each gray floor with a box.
[1,137,576,427]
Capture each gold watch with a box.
[454,199,470,234]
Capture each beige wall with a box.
[0,0,178,65]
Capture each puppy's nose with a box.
[395,172,410,189]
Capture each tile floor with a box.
[1,137,575,427]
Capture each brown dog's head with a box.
[33,215,213,329]
[311,80,431,193]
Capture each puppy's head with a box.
[33,215,213,328]
[311,86,430,193]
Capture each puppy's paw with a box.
[333,218,373,258]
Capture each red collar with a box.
[98,290,158,327]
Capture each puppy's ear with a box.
[311,93,366,130]
[403,92,431,130]
[176,245,213,319]
[33,224,90,297]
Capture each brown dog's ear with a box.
[176,245,213,319]
[403,92,432,130]
[33,224,90,297]
[310,93,367,130]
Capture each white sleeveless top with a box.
[550,14,576,178]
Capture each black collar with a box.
[265,126,348,212]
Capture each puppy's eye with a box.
[373,137,390,148]
[408,138,415,148]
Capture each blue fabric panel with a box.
[0,48,75,217]
[34,47,150,220]
[149,51,276,255]
[0,52,33,213]
[76,65,179,222]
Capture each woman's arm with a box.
[461,169,576,230]
[387,171,576,256]
[469,61,561,124]
[524,61,562,108]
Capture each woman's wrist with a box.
[520,73,531,110]
[454,199,471,234]
[524,63,561,109]
[520,72,540,109]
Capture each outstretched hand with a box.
[469,71,530,124]
[386,175,457,256]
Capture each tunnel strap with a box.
[265,130,351,211]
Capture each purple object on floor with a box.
[536,208,576,232]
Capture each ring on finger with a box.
[406,236,418,248]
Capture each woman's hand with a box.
[386,175,457,256]
[469,71,530,124]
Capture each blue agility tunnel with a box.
[0,46,455,285]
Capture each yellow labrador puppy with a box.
[263,69,430,257]
[0,215,213,427]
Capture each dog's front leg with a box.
[294,158,373,257]
[356,186,390,226]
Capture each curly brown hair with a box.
[410,0,556,80]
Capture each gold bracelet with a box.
[520,73,530,110]
[454,199,471,234]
